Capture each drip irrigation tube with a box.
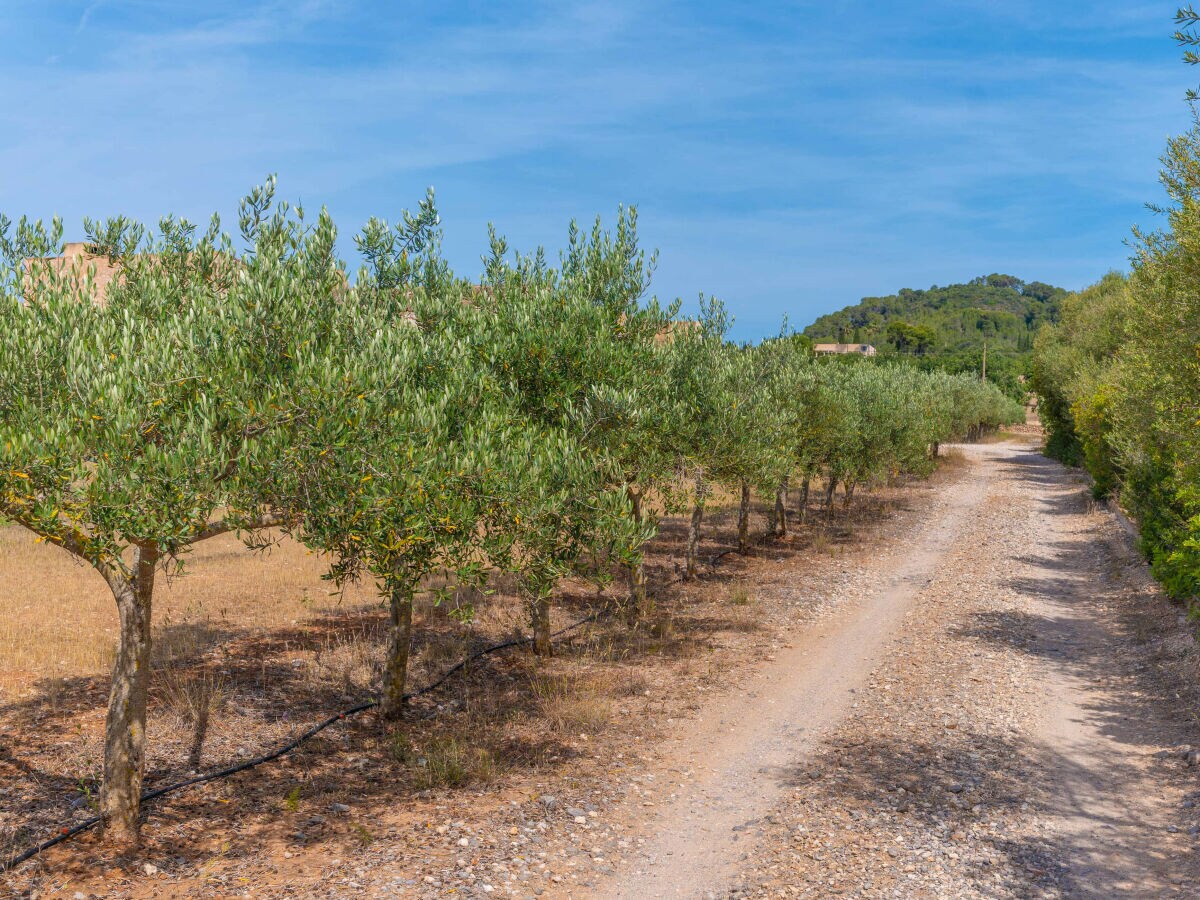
[1,612,599,875]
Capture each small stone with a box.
[458,837,470,846]
[566,807,586,819]
[947,783,965,794]
[142,863,158,876]
[330,803,351,814]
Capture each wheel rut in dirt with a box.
[601,459,990,897]
[600,441,1200,899]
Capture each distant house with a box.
[813,343,877,357]
[653,319,701,346]
[22,242,122,306]
[22,243,251,309]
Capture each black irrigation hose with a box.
[0,612,601,875]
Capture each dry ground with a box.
[603,438,1200,898]
[1,467,913,898]
[5,432,1200,899]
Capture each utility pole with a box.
[981,340,987,382]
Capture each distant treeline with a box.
[801,274,1066,399]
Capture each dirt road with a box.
[601,440,1200,898]
[11,438,1200,899]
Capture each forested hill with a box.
[802,274,1067,355]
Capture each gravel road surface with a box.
[600,440,1200,898]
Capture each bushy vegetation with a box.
[0,184,1022,845]
[1032,122,1200,603]
[1027,13,1200,610]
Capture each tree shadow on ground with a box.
[1,481,917,889]
[769,725,1192,897]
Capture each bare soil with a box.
[5,435,1200,899]
[601,440,1200,899]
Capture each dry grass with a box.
[392,732,501,788]
[309,627,382,694]
[938,446,969,468]
[810,529,834,555]
[530,671,613,734]
[728,580,752,606]
[158,666,227,769]
[0,526,376,696]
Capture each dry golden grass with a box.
[810,529,834,555]
[158,665,227,769]
[0,525,375,696]
[938,446,969,467]
[728,579,752,606]
[530,671,613,734]
[308,626,382,694]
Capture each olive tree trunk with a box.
[531,588,553,656]
[823,477,838,521]
[380,579,415,720]
[798,476,811,524]
[626,488,650,620]
[101,542,160,848]
[684,469,707,580]
[736,480,751,552]
[773,477,789,537]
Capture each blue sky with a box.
[0,1,1189,339]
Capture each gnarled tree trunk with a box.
[798,476,811,524]
[684,469,707,580]
[101,542,159,848]
[626,487,650,621]
[737,480,751,552]
[773,476,789,537]
[380,578,415,720]
[531,587,553,656]
[823,477,838,521]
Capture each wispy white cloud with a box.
[75,0,105,34]
[0,0,1187,338]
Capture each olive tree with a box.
[0,181,349,845]
[479,214,678,620]
[260,204,513,719]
